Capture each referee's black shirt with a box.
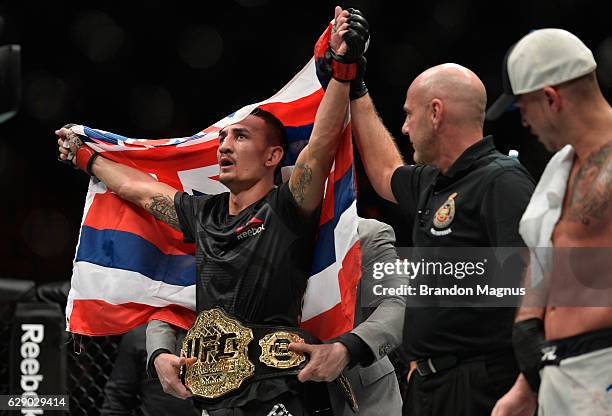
[390,136,535,359]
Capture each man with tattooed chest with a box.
[487,29,612,416]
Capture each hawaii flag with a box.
[65,24,361,341]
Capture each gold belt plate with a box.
[259,331,306,369]
[180,308,254,399]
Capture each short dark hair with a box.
[250,107,288,181]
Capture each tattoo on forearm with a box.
[145,194,181,230]
[290,162,313,206]
[568,142,612,225]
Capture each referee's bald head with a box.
[410,63,487,128]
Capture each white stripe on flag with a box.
[178,165,229,195]
[71,261,196,309]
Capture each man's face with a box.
[401,87,437,165]
[515,91,562,152]
[217,115,275,189]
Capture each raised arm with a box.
[56,127,181,231]
[288,6,368,215]
[351,94,404,203]
[289,79,349,214]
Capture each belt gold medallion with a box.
[180,308,254,399]
[180,308,306,399]
[259,331,306,369]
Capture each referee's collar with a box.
[442,136,495,179]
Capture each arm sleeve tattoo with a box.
[289,162,313,206]
[145,193,181,231]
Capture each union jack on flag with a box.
[65,23,361,341]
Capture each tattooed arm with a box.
[92,155,181,230]
[289,79,349,215]
[56,127,182,231]
[287,8,353,215]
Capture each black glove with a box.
[315,9,370,85]
[350,56,368,100]
[339,8,369,63]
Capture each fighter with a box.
[57,6,369,415]
[487,28,612,416]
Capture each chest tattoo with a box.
[568,143,612,225]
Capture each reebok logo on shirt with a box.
[236,217,265,240]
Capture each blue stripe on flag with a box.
[311,220,336,275]
[83,127,132,144]
[310,163,356,275]
[334,163,356,220]
[286,124,314,143]
[284,124,314,166]
[76,226,195,286]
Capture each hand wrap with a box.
[513,318,545,392]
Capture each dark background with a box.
[0,0,610,284]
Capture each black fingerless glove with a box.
[350,56,368,100]
[315,9,370,85]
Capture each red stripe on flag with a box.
[259,89,324,127]
[70,299,196,336]
[92,139,221,192]
[300,240,362,340]
[333,126,353,179]
[319,180,334,226]
[100,140,220,187]
[314,24,333,59]
[83,193,193,255]
[300,303,353,341]
[338,240,362,330]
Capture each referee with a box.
[348,63,535,415]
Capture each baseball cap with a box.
[486,29,597,120]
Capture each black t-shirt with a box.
[174,182,318,408]
[390,137,536,359]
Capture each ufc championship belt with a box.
[179,308,306,399]
[179,308,358,412]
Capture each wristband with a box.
[513,318,545,392]
[75,145,99,176]
[331,60,357,82]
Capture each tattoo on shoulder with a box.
[290,162,313,206]
[145,193,181,230]
[568,142,612,225]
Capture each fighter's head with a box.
[486,29,598,152]
[217,108,287,191]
